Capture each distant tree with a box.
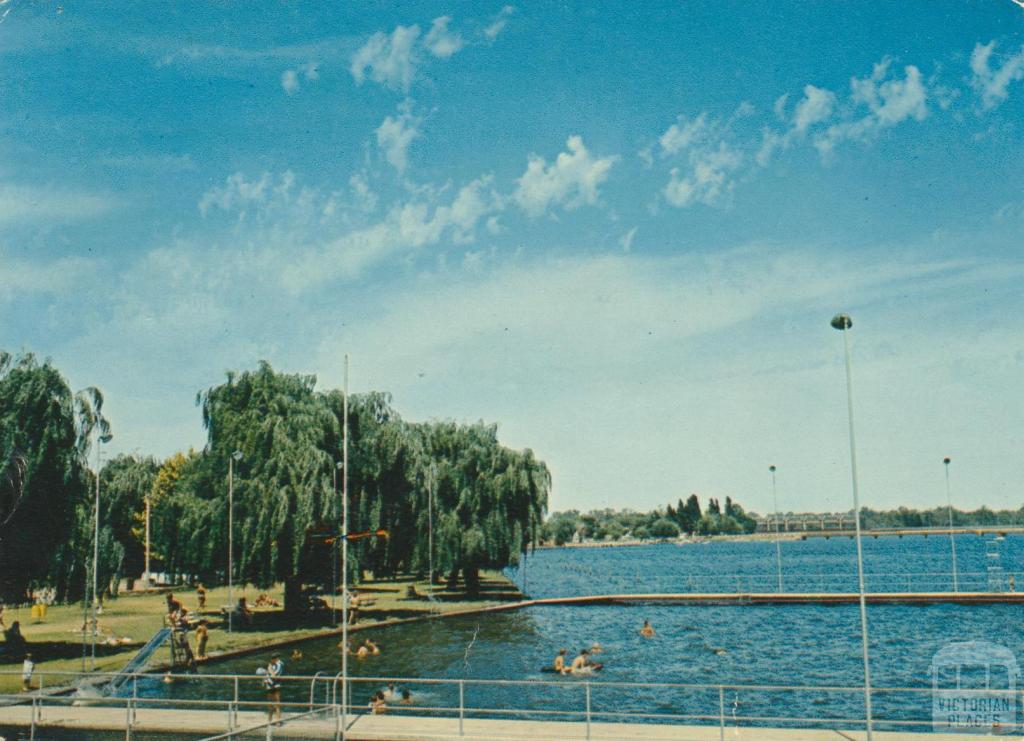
[707,498,721,516]
[678,494,702,534]
[649,518,680,538]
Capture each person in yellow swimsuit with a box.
[553,648,568,674]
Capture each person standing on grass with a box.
[195,620,209,659]
[196,583,207,611]
[21,653,34,691]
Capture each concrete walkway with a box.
[0,704,1000,740]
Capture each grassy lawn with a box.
[0,572,520,694]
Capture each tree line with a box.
[543,494,759,545]
[0,354,549,603]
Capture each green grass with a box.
[0,572,520,693]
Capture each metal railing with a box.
[0,669,1009,739]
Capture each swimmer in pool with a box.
[570,649,591,674]
[553,648,568,674]
[639,619,656,638]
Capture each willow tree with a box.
[0,351,110,602]
[196,362,336,587]
[414,421,550,592]
[98,454,159,591]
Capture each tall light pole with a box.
[90,432,109,670]
[427,462,437,601]
[332,460,344,625]
[144,490,151,589]
[831,312,873,741]
[227,450,242,633]
[341,355,350,737]
[769,465,783,592]
[943,457,959,592]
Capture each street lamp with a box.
[943,457,959,592]
[769,465,783,592]
[831,312,873,741]
[227,450,242,633]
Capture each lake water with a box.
[4,534,1021,738]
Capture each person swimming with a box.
[553,648,568,674]
[570,649,596,674]
[364,638,380,655]
[369,691,387,714]
[639,619,656,638]
[400,689,413,705]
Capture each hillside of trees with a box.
[0,353,549,603]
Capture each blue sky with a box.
[2,1,1023,514]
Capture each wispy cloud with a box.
[971,40,1024,110]
[0,183,116,223]
[0,247,96,302]
[758,85,836,166]
[375,101,422,173]
[656,108,749,208]
[424,16,463,59]
[350,24,421,92]
[514,136,618,218]
[815,58,927,157]
[484,6,515,41]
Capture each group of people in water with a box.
[550,619,656,675]
[369,683,415,713]
[340,636,381,658]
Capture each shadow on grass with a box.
[0,639,132,665]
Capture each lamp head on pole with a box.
[336,461,344,470]
[943,457,951,466]
[830,313,853,331]
[231,450,243,462]
[769,465,776,473]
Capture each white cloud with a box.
[265,174,502,290]
[757,85,835,166]
[0,247,96,302]
[971,40,1024,111]
[514,136,618,218]
[281,69,299,95]
[198,172,271,216]
[664,143,742,208]
[815,59,927,157]
[484,6,515,40]
[375,103,422,173]
[792,85,836,133]
[656,111,745,207]
[659,113,709,156]
[424,16,463,59]
[0,183,116,223]
[280,62,319,95]
[350,24,421,92]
